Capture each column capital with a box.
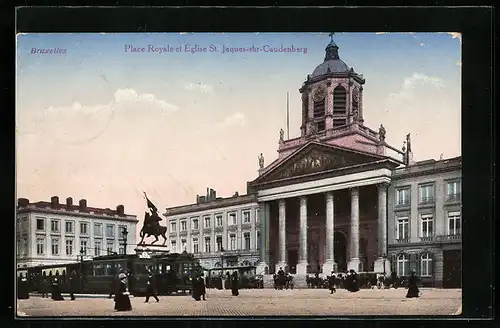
[325,190,335,198]
[299,196,307,207]
[278,199,286,207]
[349,186,359,196]
[377,182,390,190]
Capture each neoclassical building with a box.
[163,37,461,288]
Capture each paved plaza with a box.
[17,288,461,317]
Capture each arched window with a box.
[333,86,347,114]
[214,262,221,268]
[420,253,433,277]
[396,253,409,277]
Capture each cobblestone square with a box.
[17,288,462,317]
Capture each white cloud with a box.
[388,72,444,100]
[222,112,245,126]
[45,88,179,116]
[184,82,214,94]
[446,32,462,41]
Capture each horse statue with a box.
[138,211,168,246]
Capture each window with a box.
[36,218,45,231]
[181,239,187,251]
[228,213,237,226]
[65,221,74,234]
[419,184,435,204]
[256,231,260,249]
[446,181,461,201]
[36,238,45,255]
[216,236,223,251]
[205,237,211,253]
[333,86,347,113]
[192,218,199,230]
[80,222,88,235]
[420,214,434,238]
[80,239,88,255]
[119,247,125,255]
[243,211,251,223]
[332,119,346,127]
[118,225,127,238]
[448,211,461,235]
[229,234,236,250]
[16,239,20,257]
[397,254,409,276]
[420,253,433,277]
[51,238,60,255]
[180,221,187,232]
[171,240,177,252]
[50,220,60,233]
[244,232,251,250]
[106,224,115,237]
[216,215,223,227]
[192,238,199,253]
[65,239,73,256]
[396,217,409,240]
[204,217,211,228]
[396,188,410,206]
[170,222,177,233]
[94,223,102,237]
[95,241,101,256]
[107,242,114,254]
[23,238,28,256]
[256,209,260,224]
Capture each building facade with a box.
[164,189,260,271]
[16,196,138,268]
[163,37,461,287]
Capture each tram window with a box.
[116,262,125,273]
[93,263,105,276]
[106,263,117,276]
[134,264,149,274]
[166,265,171,271]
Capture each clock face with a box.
[314,87,326,101]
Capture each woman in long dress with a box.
[51,277,65,301]
[114,273,132,311]
[231,272,239,296]
[406,271,420,298]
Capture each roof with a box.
[311,59,350,77]
[164,194,257,217]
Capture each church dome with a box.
[310,38,350,78]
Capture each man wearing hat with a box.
[145,269,159,303]
[328,271,337,294]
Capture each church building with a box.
[163,36,461,288]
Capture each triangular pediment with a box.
[254,142,385,184]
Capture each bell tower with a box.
[299,33,366,137]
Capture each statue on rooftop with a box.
[279,128,284,143]
[258,153,264,169]
[378,124,386,142]
[406,133,412,152]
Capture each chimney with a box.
[66,197,73,207]
[116,205,125,216]
[51,196,59,209]
[210,188,216,201]
[206,187,209,200]
[196,195,200,204]
[18,198,29,207]
[79,199,87,212]
[234,191,239,197]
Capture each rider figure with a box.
[144,209,161,236]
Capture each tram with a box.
[17,251,201,296]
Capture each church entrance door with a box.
[334,231,347,272]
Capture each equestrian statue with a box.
[139,192,168,245]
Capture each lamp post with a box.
[382,253,386,275]
[79,247,85,291]
[220,247,225,289]
[122,227,129,256]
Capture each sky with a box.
[16,32,461,239]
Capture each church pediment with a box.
[254,142,385,184]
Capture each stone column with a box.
[322,191,336,274]
[374,183,390,274]
[348,187,361,271]
[275,199,287,273]
[297,196,308,275]
[256,202,268,275]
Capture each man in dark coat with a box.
[277,267,285,290]
[40,276,50,298]
[391,271,399,289]
[191,275,201,301]
[17,273,30,299]
[328,271,336,294]
[68,270,78,300]
[114,273,132,311]
[231,272,239,296]
[197,275,207,300]
[406,271,420,298]
[145,270,159,303]
[347,269,360,292]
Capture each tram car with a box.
[17,251,201,296]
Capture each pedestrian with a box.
[40,275,50,298]
[17,273,30,299]
[114,273,132,311]
[406,271,420,298]
[51,277,65,301]
[231,271,239,296]
[347,269,360,292]
[198,274,206,301]
[191,275,201,301]
[328,271,336,294]
[144,270,159,303]
[68,269,78,300]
